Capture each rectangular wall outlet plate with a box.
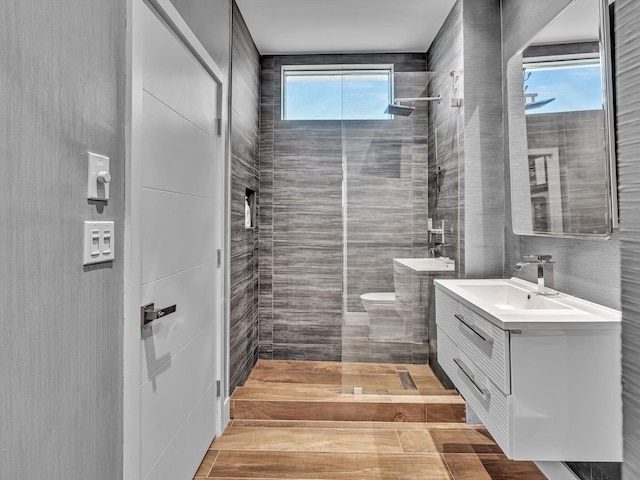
[83,221,115,265]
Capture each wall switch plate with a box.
[87,152,111,201]
[83,221,115,265]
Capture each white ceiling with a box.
[533,0,600,45]
[234,0,457,55]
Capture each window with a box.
[281,65,394,120]
[524,58,603,115]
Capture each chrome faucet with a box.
[515,254,557,295]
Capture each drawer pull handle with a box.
[454,314,493,344]
[453,358,490,397]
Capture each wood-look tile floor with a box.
[194,360,547,479]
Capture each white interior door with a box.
[126,2,225,479]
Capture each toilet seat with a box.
[360,292,396,306]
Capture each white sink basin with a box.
[393,257,455,272]
[455,283,571,310]
[435,277,620,330]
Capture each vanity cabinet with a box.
[435,282,622,462]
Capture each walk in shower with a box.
[257,55,462,394]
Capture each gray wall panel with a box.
[616,1,640,478]
[230,1,261,391]
[0,1,125,478]
[461,0,504,278]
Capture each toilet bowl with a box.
[360,292,411,342]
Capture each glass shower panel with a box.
[340,70,432,395]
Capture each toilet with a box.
[360,292,411,342]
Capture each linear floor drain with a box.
[397,370,418,390]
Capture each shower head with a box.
[386,96,442,117]
[385,103,416,116]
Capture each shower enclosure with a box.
[257,55,461,394]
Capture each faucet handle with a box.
[537,254,553,262]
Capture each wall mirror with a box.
[507,0,617,237]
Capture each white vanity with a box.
[435,278,622,463]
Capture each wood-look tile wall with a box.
[259,53,428,362]
[230,2,261,390]
[0,1,125,478]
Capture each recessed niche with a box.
[245,188,256,229]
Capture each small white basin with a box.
[456,284,571,311]
[393,257,455,272]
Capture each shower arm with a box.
[394,96,442,104]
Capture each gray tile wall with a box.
[344,69,429,314]
[427,1,463,268]
[426,0,504,385]
[459,0,505,279]
[259,53,428,362]
[342,65,431,364]
[526,111,610,234]
[259,55,343,361]
[229,1,261,391]
[426,1,463,385]
[428,0,505,277]
[616,1,640,479]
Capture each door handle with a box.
[141,302,177,327]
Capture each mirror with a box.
[507,0,617,237]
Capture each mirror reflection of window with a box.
[524,59,603,114]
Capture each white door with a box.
[126,2,225,479]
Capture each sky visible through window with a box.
[525,62,603,114]
[283,70,392,120]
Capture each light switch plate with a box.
[87,152,110,201]
[83,221,115,265]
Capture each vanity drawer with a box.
[438,330,512,456]
[436,288,511,394]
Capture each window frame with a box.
[280,64,395,121]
